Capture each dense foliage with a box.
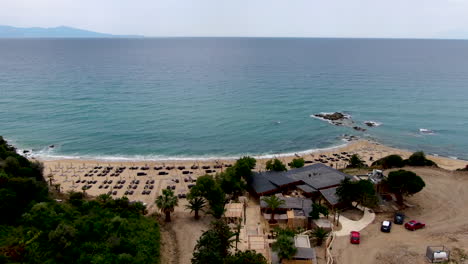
[265,159,287,172]
[189,157,256,219]
[385,169,426,205]
[289,158,305,169]
[224,250,268,264]
[309,203,329,219]
[336,178,379,208]
[347,154,366,168]
[0,137,160,264]
[271,233,297,260]
[188,175,226,218]
[405,151,437,167]
[192,220,266,264]
[372,154,405,169]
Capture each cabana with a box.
[224,203,244,223]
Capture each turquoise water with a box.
[1,38,468,160]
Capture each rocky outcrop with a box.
[353,126,367,132]
[314,112,347,121]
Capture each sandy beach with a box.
[38,140,468,264]
[41,140,467,206]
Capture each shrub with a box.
[404,151,437,166]
[266,159,287,172]
[289,158,305,168]
[372,154,404,169]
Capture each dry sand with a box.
[332,167,468,264]
[38,140,468,264]
[40,140,467,206]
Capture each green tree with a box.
[372,154,404,169]
[405,151,437,166]
[336,178,355,206]
[289,158,305,168]
[336,178,378,208]
[261,196,285,223]
[192,220,235,264]
[217,167,246,199]
[265,159,287,172]
[189,175,226,218]
[385,170,425,205]
[348,154,366,168]
[310,203,329,219]
[311,227,330,246]
[354,180,379,208]
[271,234,297,260]
[234,156,256,179]
[185,197,206,220]
[155,189,179,222]
[224,250,268,264]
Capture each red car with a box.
[404,220,425,231]
[350,231,360,244]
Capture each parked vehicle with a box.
[394,212,405,224]
[381,220,392,232]
[350,231,360,244]
[405,220,425,231]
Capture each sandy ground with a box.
[37,140,468,264]
[332,167,468,264]
[40,140,468,206]
[157,201,214,264]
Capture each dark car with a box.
[394,212,405,224]
[381,220,392,232]
[405,220,425,231]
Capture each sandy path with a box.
[332,167,468,264]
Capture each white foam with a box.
[29,141,354,162]
[419,128,435,134]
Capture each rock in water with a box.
[353,126,367,132]
[314,112,347,121]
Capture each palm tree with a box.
[271,234,297,260]
[185,197,206,220]
[156,189,179,222]
[261,196,285,224]
[311,227,330,246]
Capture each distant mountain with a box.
[0,25,142,38]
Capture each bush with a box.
[289,158,305,168]
[372,154,404,169]
[405,151,437,167]
[266,159,287,172]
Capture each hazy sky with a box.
[2,0,468,38]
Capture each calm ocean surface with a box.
[1,38,468,160]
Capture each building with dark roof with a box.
[249,163,351,198]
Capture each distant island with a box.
[0,25,142,38]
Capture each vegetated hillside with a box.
[0,136,160,264]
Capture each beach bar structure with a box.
[249,164,352,206]
[260,194,312,228]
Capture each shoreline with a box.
[40,139,467,207]
[39,139,467,171]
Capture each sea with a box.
[1,38,468,161]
